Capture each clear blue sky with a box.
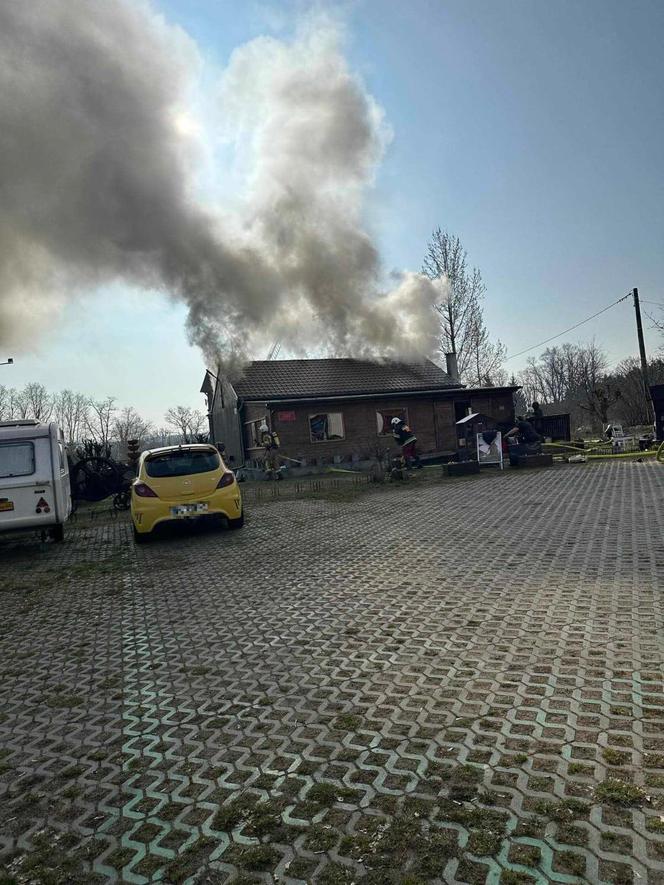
[6,0,663,423]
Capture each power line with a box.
[504,293,631,362]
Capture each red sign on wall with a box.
[277,410,297,423]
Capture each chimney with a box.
[445,352,459,382]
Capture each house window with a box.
[245,417,267,449]
[309,413,345,442]
[376,409,408,436]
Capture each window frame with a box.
[309,412,345,443]
[0,441,36,479]
[244,416,268,450]
[376,408,409,437]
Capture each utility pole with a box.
[632,287,653,422]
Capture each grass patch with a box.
[333,713,363,731]
[645,773,664,788]
[227,844,279,872]
[286,857,319,880]
[645,753,664,768]
[554,850,586,877]
[97,677,120,690]
[133,855,163,879]
[594,778,646,806]
[87,748,110,762]
[44,692,84,709]
[466,830,503,856]
[501,872,536,884]
[304,824,338,852]
[412,829,460,877]
[602,748,630,766]
[532,798,590,821]
[646,816,664,834]
[58,764,86,780]
[442,762,484,801]
[211,794,286,837]
[317,863,356,884]
[306,783,361,806]
[163,837,215,883]
[508,844,541,868]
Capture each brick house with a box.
[200,358,518,469]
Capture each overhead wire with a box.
[504,293,632,362]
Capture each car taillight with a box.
[134,482,158,498]
[217,472,235,489]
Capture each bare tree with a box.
[189,410,207,440]
[518,343,604,404]
[165,406,207,443]
[112,406,153,444]
[610,357,664,426]
[151,426,177,447]
[9,382,53,420]
[85,397,116,452]
[574,341,617,425]
[517,341,619,428]
[54,389,89,445]
[0,385,18,420]
[422,228,505,385]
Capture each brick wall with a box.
[241,398,438,464]
[241,391,516,465]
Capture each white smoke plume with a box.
[0,1,444,372]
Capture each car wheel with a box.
[133,526,150,544]
[227,512,245,530]
[50,524,65,543]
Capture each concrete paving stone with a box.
[0,461,663,884]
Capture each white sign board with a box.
[476,431,503,469]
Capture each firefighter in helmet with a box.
[260,422,281,479]
[391,417,422,469]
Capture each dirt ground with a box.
[1,461,663,884]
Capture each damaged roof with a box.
[232,358,460,401]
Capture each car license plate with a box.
[170,503,208,517]
[0,500,14,512]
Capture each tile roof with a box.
[232,358,459,400]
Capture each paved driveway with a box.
[1,462,663,884]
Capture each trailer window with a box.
[145,449,220,478]
[0,442,35,478]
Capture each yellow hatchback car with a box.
[131,444,243,543]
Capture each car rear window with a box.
[145,450,220,478]
[0,442,35,478]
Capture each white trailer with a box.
[0,420,72,542]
